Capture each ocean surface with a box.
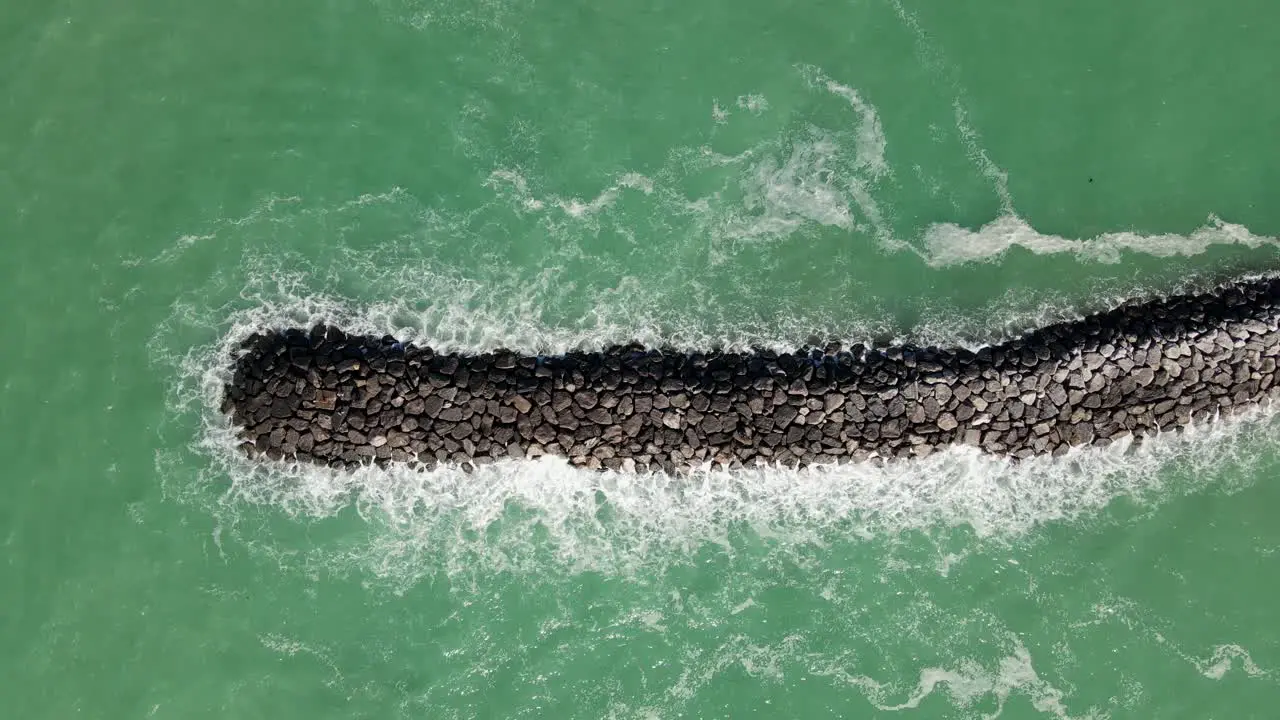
[3,0,1280,717]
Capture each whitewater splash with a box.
[922,214,1279,267]
[472,65,1279,267]
[818,633,1104,719]
[225,274,1280,481]
[141,62,1280,585]
[135,63,1280,278]
[152,255,1280,587]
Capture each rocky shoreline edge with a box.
[222,276,1280,473]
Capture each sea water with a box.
[3,0,1280,717]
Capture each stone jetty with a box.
[222,276,1280,472]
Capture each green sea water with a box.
[4,0,1280,717]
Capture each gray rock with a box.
[620,414,644,437]
[1133,367,1156,387]
[532,424,556,445]
[422,396,445,418]
[1046,385,1067,407]
[552,392,573,412]
[232,276,1280,472]
[823,393,845,413]
[934,385,952,407]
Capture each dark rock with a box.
[228,275,1280,471]
[1046,385,1067,407]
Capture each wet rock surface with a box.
[222,276,1280,472]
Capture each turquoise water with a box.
[4,0,1280,716]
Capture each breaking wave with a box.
[150,247,1280,588]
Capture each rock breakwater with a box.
[222,276,1280,472]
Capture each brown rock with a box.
[423,396,444,418]
[823,393,845,414]
[622,414,644,437]
[533,424,556,445]
[552,392,573,412]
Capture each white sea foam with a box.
[712,65,895,248]
[478,82,1275,268]
[817,634,1106,719]
[476,66,898,251]
[922,213,1280,267]
[1073,602,1277,687]
[884,0,1015,212]
[1195,644,1270,680]
[259,633,345,688]
[477,65,1271,269]
[1153,634,1274,681]
[727,128,860,240]
[484,168,654,218]
[142,105,1280,591]
[952,100,1014,213]
[154,261,1280,587]
[620,627,1109,718]
[711,99,730,125]
[735,93,770,116]
[148,188,1280,584]
[885,0,1277,265]
[799,65,890,180]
